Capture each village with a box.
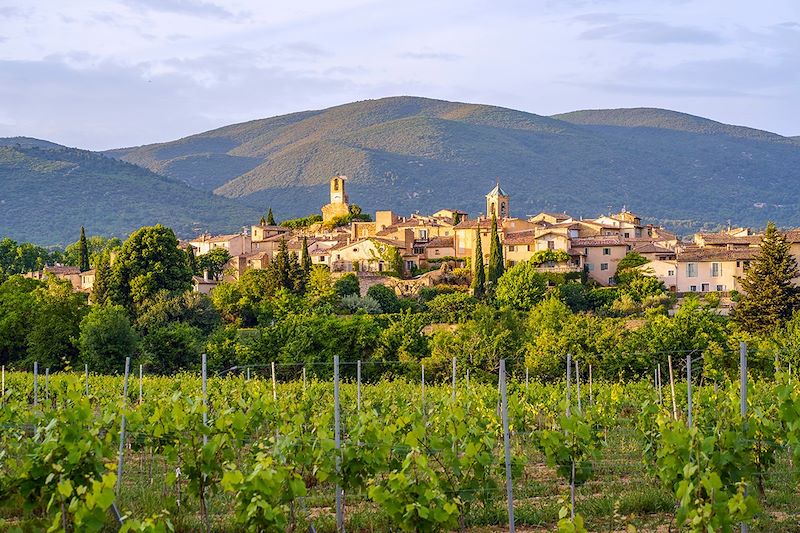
[26,174,799,306]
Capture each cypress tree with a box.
[260,216,266,226]
[486,214,504,288]
[734,222,800,333]
[78,226,90,272]
[272,238,294,291]
[471,226,485,297]
[92,252,111,305]
[267,208,276,226]
[185,245,198,275]
[301,236,312,275]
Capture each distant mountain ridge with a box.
[0,143,260,245]
[3,96,800,245]
[106,96,800,231]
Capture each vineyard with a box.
[2,349,800,532]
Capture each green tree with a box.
[136,290,220,335]
[91,252,112,305]
[0,276,43,365]
[140,322,202,374]
[301,236,312,276]
[27,277,88,368]
[107,225,192,310]
[185,245,198,275]
[614,251,649,285]
[78,226,90,272]
[486,214,504,290]
[471,228,485,297]
[366,284,400,313]
[271,239,304,293]
[79,305,138,374]
[494,260,548,311]
[306,265,338,308]
[334,273,360,297]
[734,222,800,334]
[197,248,231,281]
[266,207,276,226]
[425,292,477,323]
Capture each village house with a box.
[24,265,82,290]
[189,231,251,257]
[674,247,756,293]
[570,236,631,285]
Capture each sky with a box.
[0,0,798,150]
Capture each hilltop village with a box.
[26,174,800,301]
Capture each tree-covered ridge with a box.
[0,144,261,245]
[105,96,800,231]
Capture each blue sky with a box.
[0,0,798,150]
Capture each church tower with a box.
[485,182,509,219]
[330,175,348,205]
[322,175,351,223]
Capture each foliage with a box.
[486,215,504,291]
[266,207,276,226]
[734,222,800,334]
[106,225,193,310]
[27,277,88,369]
[494,260,548,311]
[196,247,231,281]
[366,284,400,313]
[0,276,43,365]
[340,294,383,315]
[0,237,54,276]
[425,292,477,323]
[471,228,485,298]
[79,304,138,374]
[334,273,360,298]
[530,249,571,266]
[279,214,323,229]
[139,322,202,374]
[614,251,650,285]
[77,227,90,272]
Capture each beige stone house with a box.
[328,237,411,273]
[189,232,251,257]
[24,265,82,290]
[674,247,756,293]
[570,237,631,285]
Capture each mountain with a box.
[0,143,260,245]
[108,97,800,232]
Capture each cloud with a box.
[579,20,724,44]
[400,51,462,61]
[118,0,236,19]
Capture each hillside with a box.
[0,144,260,245]
[107,97,800,231]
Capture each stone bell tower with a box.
[485,181,509,219]
[322,175,351,223]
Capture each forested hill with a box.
[107,96,800,231]
[0,144,260,245]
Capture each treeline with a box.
[1,222,799,381]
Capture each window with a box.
[586,263,595,272]
[603,248,611,255]
[353,247,358,252]
[435,249,440,255]
[686,263,698,277]
[716,284,726,291]
[508,260,516,267]
[420,229,428,240]
[711,262,721,277]
[624,232,630,238]
[668,270,675,276]
[600,263,609,271]
[701,283,710,292]
[689,285,697,292]
[333,180,339,191]
[548,240,555,250]
[508,245,515,252]
[527,245,531,252]
[336,254,341,261]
